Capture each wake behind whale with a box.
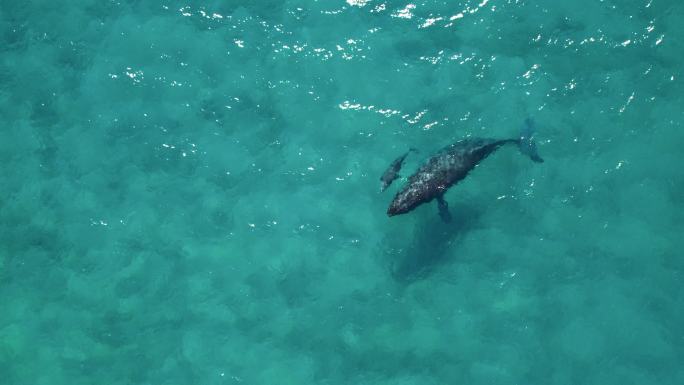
[383,119,543,221]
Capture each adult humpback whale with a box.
[386,119,543,221]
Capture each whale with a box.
[387,119,543,221]
[380,148,418,192]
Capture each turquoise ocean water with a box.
[1,1,683,384]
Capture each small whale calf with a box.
[383,119,543,221]
[379,148,418,192]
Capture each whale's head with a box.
[387,187,425,216]
[387,199,409,216]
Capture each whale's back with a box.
[387,138,507,216]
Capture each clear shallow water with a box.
[1,0,683,384]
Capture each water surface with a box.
[1,1,683,384]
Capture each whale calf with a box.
[380,148,418,192]
[387,119,543,220]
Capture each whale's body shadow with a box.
[385,202,481,283]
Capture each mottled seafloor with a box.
[1,1,683,384]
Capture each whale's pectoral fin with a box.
[519,118,544,163]
[437,195,452,223]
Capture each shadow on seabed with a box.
[384,202,481,283]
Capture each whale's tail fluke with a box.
[519,118,544,163]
